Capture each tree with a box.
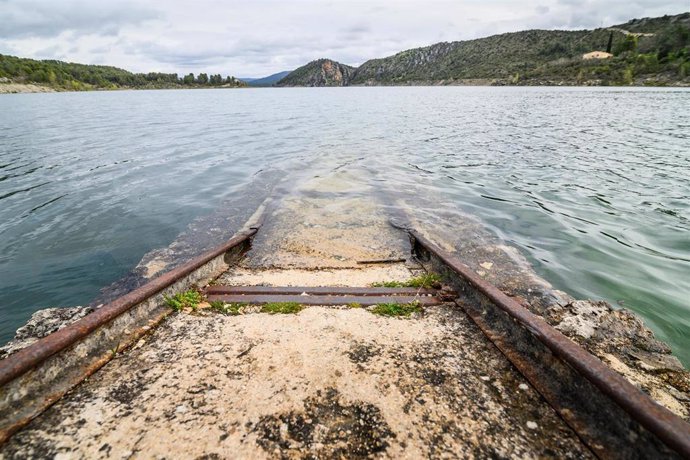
[656,25,690,60]
[197,73,208,84]
[614,35,638,56]
[183,73,195,84]
[29,69,48,83]
[623,65,634,85]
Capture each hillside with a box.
[0,54,246,92]
[279,13,690,87]
[276,59,356,86]
[242,71,292,87]
[351,28,618,84]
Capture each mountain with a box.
[241,71,292,87]
[278,13,690,87]
[276,59,356,86]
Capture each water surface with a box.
[1,87,688,364]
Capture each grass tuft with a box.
[164,290,202,311]
[370,280,405,288]
[348,302,362,309]
[370,301,422,317]
[261,302,303,314]
[405,273,442,288]
[371,273,441,289]
[209,300,246,315]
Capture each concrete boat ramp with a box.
[1,172,689,458]
[1,202,589,459]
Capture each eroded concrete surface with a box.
[2,166,689,458]
[1,305,590,459]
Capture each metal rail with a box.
[206,294,442,307]
[204,285,438,296]
[410,230,690,459]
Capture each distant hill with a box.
[241,71,292,87]
[276,59,356,86]
[278,12,690,87]
[0,54,246,91]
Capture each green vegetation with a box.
[278,13,690,87]
[207,301,303,315]
[164,290,203,311]
[371,301,422,318]
[522,22,690,85]
[261,302,303,314]
[348,302,362,309]
[371,273,442,289]
[370,281,406,288]
[209,301,246,315]
[405,273,442,288]
[0,54,246,91]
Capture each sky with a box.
[1,0,688,77]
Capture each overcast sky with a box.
[1,0,688,77]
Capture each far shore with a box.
[2,80,689,95]
[0,82,246,94]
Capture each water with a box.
[1,87,688,364]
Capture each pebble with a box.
[526,421,538,430]
[519,383,529,391]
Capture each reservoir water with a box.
[1,87,689,364]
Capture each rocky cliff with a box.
[276,59,356,87]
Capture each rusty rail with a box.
[410,230,690,459]
[206,294,442,307]
[204,285,438,296]
[0,227,258,443]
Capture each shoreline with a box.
[2,80,690,94]
[0,83,246,94]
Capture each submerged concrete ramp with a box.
[3,168,689,458]
[0,172,594,458]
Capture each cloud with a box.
[0,0,160,39]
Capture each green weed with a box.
[209,300,246,315]
[261,302,303,314]
[371,301,422,317]
[370,280,405,288]
[371,273,441,289]
[405,273,442,288]
[164,290,202,311]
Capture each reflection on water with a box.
[0,87,689,364]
